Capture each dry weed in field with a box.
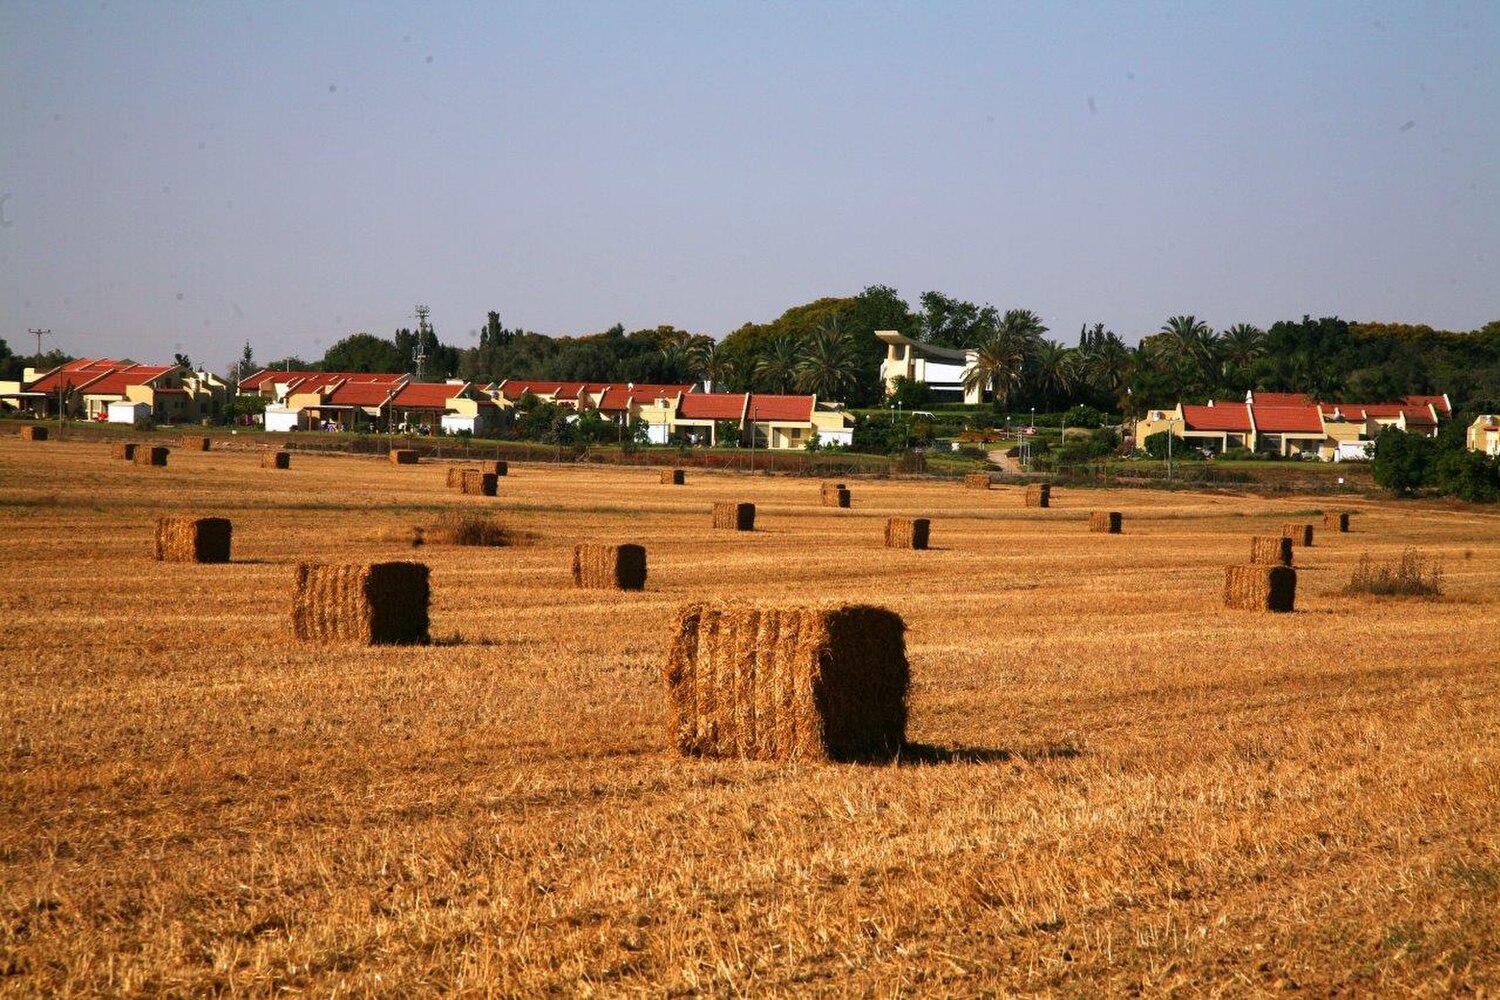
[1345,548,1443,597]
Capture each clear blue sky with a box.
[2,1,1496,374]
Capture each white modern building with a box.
[876,331,980,403]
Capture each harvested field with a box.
[2,436,1499,995]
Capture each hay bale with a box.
[1223,564,1296,612]
[1282,522,1314,547]
[153,516,231,563]
[661,468,685,485]
[663,602,909,761]
[445,466,474,488]
[261,450,290,469]
[1324,512,1350,533]
[181,435,210,451]
[460,470,498,496]
[389,449,419,465]
[291,562,430,645]
[481,460,508,477]
[1089,511,1122,534]
[712,501,755,531]
[110,441,138,461]
[134,446,169,467]
[1250,536,1293,566]
[963,472,991,490]
[572,543,647,590]
[821,483,851,508]
[19,425,48,441]
[1024,483,1051,508]
[884,517,930,550]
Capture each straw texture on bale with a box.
[821,484,851,508]
[1324,512,1350,532]
[291,562,430,645]
[1024,483,1051,508]
[181,435,210,451]
[134,446,169,467]
[261,450,290,469]
[1249,536,1293,566]
[884,517,930,550]
[661,468,685,485]
[963,472,991,490]
[389,449,419,465]
[19,425,48,441]
[1282,522,1314,547]
[571,543,647,591]
[111,441,138,461]
[1224,564,1297,612]
[1089,511,1122,534]
[481,460,508,477]
[663,602,909,762]
[445,466,474,488]
[712,501,755,531]
[154,516,232,563]
[460,470,498,496]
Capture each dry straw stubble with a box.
[153,516,232,563]
[884,517,930,550]
[572,543,647,591]
[663,602,909,762]
[1224,564,1296,612]
[291,562,430,645]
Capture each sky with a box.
[1,1,1496,374]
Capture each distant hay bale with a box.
[261,450,290,469]
[821,483,851,508]
[884,517,930,550]
[181,435,210,451]
[1089,511,1122,534]
[712,501,755,531]
[134,446,169,467]
[1224,564,1296,612]
[110,441,138,461]
[963,472,991,490]
[661,468,685,485]
[1024,483,1051,508]
[460,470,498,496]
[572,543,647,591]
[19,425,48,441]
[1282,522,1314,547]
[154,516,231,563]
[663,602,909,761]
[389,449,419,465]
[291,562,430,645]
[445,466,474,488]
[1250,536,1293,566]
[1324,512,1350,533]
[481,460,508,477]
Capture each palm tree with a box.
[754,335,802,394]
[685,337,741,391]
[1219,323,1266,386]
[962,326,1032,409]
[1081,328,1133,401]
[793,320,860,400]
[1031,339,1078,408]
[1160,315,1221,392]
[999,308,1048,342]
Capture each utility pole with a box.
[413,305,432,381]
[28,328,51,363]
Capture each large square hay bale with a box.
[261,450,290,469]
[19,425,48,441]
[134,446,169,466]
[712,501,755,531]
[963,472,991,490]
[181,435,210,451]
[1250,536,1293,566]
[291,562,430,645]
[1024,483,1051,508]
[111,441,138,461]
[821,483,851,508]
[481,460,508,477]
[446,466,474,488]
[1223,564,1296,612]
[663,602,909,762]
[389,449,419,465]
[154,516,232,563]
[884,517,930,550]
[1324,512,1350,532]
[460,470,498,496]
[1089,511,1122,534]
[572,543,647,590]
[661,468,685,485]
[1282,522,1314,547]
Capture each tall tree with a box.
[793,319,861,399]
[753,335,802,394]
[962,326,1033,410]
[917,291,1000,350]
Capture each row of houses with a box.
[0,359,232,424]
[1134,390,1453,460]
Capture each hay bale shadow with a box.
[895,742,1084,767]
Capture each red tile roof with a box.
[746,394,815,422]
[76,365,176,396]
[595,384,695,411]
[1403,394,1450,417]
[392,382,465,408]
[1180,402,1252,433]
[499,380,568,401]
[1252,391,1314,406]
[239,369,405,391]
[1251,404,1325,434]
[327,380,399,407]
[29,361,176,395]
[678,392,749,421]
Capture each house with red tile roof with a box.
[1467,415,1500,457]
[2,358,229,423]
[633,391,855,448]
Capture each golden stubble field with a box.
[2,436,1498,996]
